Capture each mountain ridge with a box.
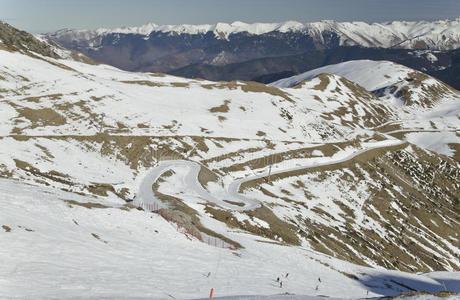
[1,22,460,298]
[49,18,460,49]
[45,18,460,91]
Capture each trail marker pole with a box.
[209,288,214,298]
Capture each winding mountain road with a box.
[134,139,406,211]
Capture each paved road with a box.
[135,139,406,211]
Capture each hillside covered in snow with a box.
[1,22,460,299]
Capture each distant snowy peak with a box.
[48,18,460,49]
[270,60,414,91]
[271,59,460,109]
[49,21,307,40]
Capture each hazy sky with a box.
[1,0,459,33]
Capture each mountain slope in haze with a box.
[169,47,460,90]
[49,19,460,50]
[1,22,460,298]
[46,19,460,75]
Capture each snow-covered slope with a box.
[271,60,460,157]
[271,60,412,91]
[272,59,460,110]
[2,177,459,299]
[1,26,460,299]
[49,18,460,50]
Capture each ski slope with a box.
[1,177,459,299]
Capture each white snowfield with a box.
[270,60,412,91]
[1,178,459,299]
[49,18,460,49]
[1,37,460,299]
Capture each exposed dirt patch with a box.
[205,204,300,245]
[153,172,241,248]
[170,82,189,88]
[17,107,66,128]
[23,94,63,103]
[311,73,331,91]
[91,233,108,243]
[448,143,460,162]
[121,80,165,87]
[197,165,219,189]
[201,81,294,103]
[240,142,408,191]
[209,100,230,113]
[64,199,110,209]
[223,200,245,207]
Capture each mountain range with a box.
[46,19,460,90]
[1,20,460,298]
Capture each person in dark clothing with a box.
[280,281,283,288]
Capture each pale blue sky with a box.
[1,0,459,33]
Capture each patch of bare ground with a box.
[339,77,376,100]
[266,144,459,272]
[170,82,189,88]
[221,139,359,175]
[149,73,167,77]
[153,171,241,249]
[14,159,73,185]
[90,95,105,102]
[223,200,245,207]
[201,146,265,166]
[23,93,63,103]
[137,123,149,128]
[201,80,294,103]
[28,53,77,72]
[197,165,219,189]
[0,163,13,178]
[209,100,230,113]
[121,80,165,87]
[375,71,459,108]
[239,141,408,191]
[91,233,108,243]
[69,51,99,65]
[448,143,460,162]
[300,73,331,91]
[205,204,300,245]
[16,107,66,128]
[63,199,110,209]
[394,291,458,298]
